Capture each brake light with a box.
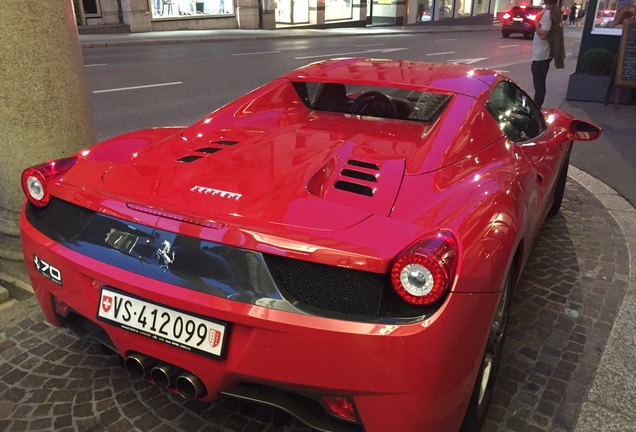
[520,4,527,8]
[21,157,78,207]
[126,202,226,229]
[322,396,357,421]
[502,12,511,20]
[390,230,458,306]
[528,13,536,21]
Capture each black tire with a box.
[524,32,533,39]
[459,268,513,432]
[502,31,510,38]
[547,151,570,217]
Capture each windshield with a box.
[292,82,451,122]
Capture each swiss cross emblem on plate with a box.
[102,295,113,313]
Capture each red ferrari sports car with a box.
[20,58,600,432]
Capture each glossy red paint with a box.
[20,59,601,432]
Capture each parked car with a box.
[20,58,601,432]
[501,5,543,38]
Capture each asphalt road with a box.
[80,27,636,206]
[82,29,564,141]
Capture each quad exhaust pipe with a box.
[124,353,205,399]
[176,372,206,400]
[124,352,157,379]
[151,363,181,389]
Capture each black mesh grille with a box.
[26,197,95,242]
[264,254,438,320]
[212,140,239,146]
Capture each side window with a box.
[486,82,546,143]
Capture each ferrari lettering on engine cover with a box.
[190,185,242,200]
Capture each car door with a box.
[485,81,568,234]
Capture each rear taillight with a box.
[527,13,537,21]
[390,230,458,306]
[502,12,511,20]
[21,157,77,207]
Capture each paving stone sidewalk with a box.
[0,178,630,432]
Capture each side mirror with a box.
[567,120,602,141]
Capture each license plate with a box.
[513,17,523,21]
[97,287,227,359]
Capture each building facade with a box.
[73,0,503,32]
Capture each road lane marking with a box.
[426,51,455,56]
[233,51,280,56]
[85,63,107,67]
[93,82,183,94]
[355,43,386,47]
[499,44,520,48]
[447,57,489,64]
[435,38,457,42]
[295,47,409,60]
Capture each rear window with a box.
[511,6,542,14]
[292,82,451,123]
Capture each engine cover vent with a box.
[178,155,203,163]
[347,160,379,170]
[332,159,381,197]
[334,180,374,197]
[341,169,377,183]
[196,147,222,154]
[212,140,239,146]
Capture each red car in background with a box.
[501,5,543,38]
[20,58,601,432]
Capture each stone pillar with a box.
[0,0,95,278]
[121,0,152,32]
[237,0,260,28]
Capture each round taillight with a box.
[22,168,50,207]
[21,157,78,207]
[391,254,447,305]
[390,230,458,306]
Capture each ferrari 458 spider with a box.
[20,58,601,432]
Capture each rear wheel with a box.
[502,31,510,38]
[459,267,513,432]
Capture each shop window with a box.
[325,0,353,20]
[82,0,101,16]
[416,0,433,21]
[150,0,235,19]
[458,0,473,16]
[474,0,489,14]
[591,0,634,35]
[438,0,454,18]
[275,0,309,23]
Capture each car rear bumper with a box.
[21,211,501,432]
[502,22,535,33]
